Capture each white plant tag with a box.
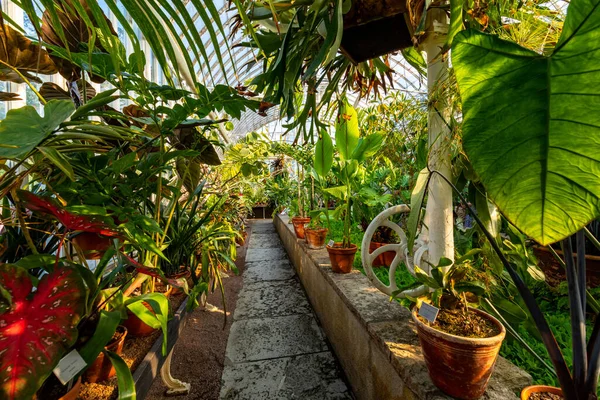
[53,349,87,385]
[418,302,440,324]
[327,240,335,247]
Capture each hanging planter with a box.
[326,243,358,273]
[340,0,414,63]
[412,307,505,400]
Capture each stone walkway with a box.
[220,220,352,400]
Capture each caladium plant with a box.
[0,263,87,400]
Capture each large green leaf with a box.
[314,129,333,177]
[351,132,384,162]
[0,100,74,159]
[335,99,359,161]
[453,0,600,245]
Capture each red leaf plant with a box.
[16,190,121,238]
[0,264,87,399]
[122,254,187,290]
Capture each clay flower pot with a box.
[326,243,358,274]
[60,377,82,400]
[291,217,311,239]
[369,241,396,267]
[305,227,328,249]
[72,232,114,260]
[84,326,128,383]
[412,307,506,400]
[520,385,563,400]
[35,377,82,400]
[167,269,191,295]
[123,302,158,337]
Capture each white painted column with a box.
[421,11,454,269]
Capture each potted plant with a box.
[369,226,400,267]
[305,216,329,249]
[291,162,311,239]
[408,257,505,400]
[320,98,384,273]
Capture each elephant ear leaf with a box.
[0,264,87,400]
[453,0,600,245]
[0,23,57,83]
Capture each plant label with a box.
[53,349,87,385]
[418,302,439,324]
[328,240,335,247]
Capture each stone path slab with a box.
[225,314,327,363]
[245,247,288,263]
[248,233,283,248]
[220,352,352,400]
[234,279,312,320]
[243,260,296,283]
[221,219,351,400]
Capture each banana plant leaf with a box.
[453,0,600,246]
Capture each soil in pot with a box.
[417,308,501,338]
[37,376,82,400]
[292,217,311,239]
[326,243,358,274]
[412,307,505,400]
[521,385,564,400]
[305,227,328,249]
[84,326,128,383]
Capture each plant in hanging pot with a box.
[407,257,505,400]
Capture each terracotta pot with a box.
[305,228,328,249]
[236,231,248,246]
[72,232,113,260]
[60,377,82,400]
[326,243,358,274]
[412,307,506,400]
[84,326,127,383]
[123,302,157,337]
[520,385,563,400]
[534,246,600,287]
[167,269,191,295]
[369,242,396,267]
[291,217,311,239]
[36,377,82,400]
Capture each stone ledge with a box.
[274,214,531,400]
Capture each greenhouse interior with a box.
[0,0,597,399]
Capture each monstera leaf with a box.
[0,264,87,400]
[0,23,57,83]
[453,0,600,245]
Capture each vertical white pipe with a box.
[421,12,454,270]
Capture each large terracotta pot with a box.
[123,302,157,337]
[305,228,328,249]
[369,241,396,267]
[291,217,311,239]
[72,232,113,260]
[84,325,128,383]
[520,385,563,400]
[412,307,506,400]
[326,243,358,274]
[534,246,600,287]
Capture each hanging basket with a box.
[340,0,414,63]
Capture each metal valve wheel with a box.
[361,205,429,298]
